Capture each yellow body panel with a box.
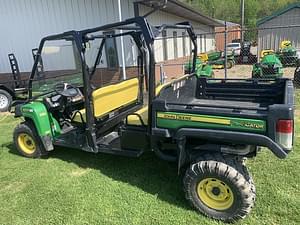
[280,40,291,49]
[212,64,224,69]
[260,49,274,58]
[198,53,208,62]
[127,106,148,125]
[127,75,191,126]
[73,78,139,122]
[92,78,139,118]
[74,75,191,125]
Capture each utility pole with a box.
[240,0,245,43]
[224,21,228,79]
[118,0,126,80]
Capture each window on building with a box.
[182,31,186,56]
[173,31,178,59]
[162,30,168,61]
[104,32,119,69]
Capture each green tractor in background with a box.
[276,40,299,66]
[199,50,235,69]
[252,49,283,78]
[184,57,213,78]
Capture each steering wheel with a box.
[54,83,79,97]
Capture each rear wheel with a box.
[0,89,12,112]
[13,121,47,158]
[183,153,256,222]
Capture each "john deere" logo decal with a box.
[156,112,266,132]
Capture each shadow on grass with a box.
[5,142,191,211]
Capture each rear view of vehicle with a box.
[151,76,294,221]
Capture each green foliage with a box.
[182,0,299,28]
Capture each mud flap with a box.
[41,135,54,151]
[177,137,187,174]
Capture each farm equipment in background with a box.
[199,50,235,69]
[252,50,283,78]
[276,40,299,66]
[184,58,213,78]
[0,54,28,112]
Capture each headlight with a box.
[261,64,269,68]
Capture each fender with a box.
[20,102,61,151]
[175,128,288,159]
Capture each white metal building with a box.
[257,3,300,54]
[0,0,220,75]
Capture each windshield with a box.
[31,38,83,97]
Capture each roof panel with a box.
[137,0,222,27]
[257,3,300,26]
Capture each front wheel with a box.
[13,121,47,158]
[183,154,256,222]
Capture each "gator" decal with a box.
[156,112,266,133]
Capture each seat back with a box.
[92,78,139,118]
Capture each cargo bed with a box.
[152,75,294,157]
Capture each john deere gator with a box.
[252,50,283,78]
[12,12,294,223]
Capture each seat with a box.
[126,82,173,126]
[126,106,148,126]
[73,78,139,123]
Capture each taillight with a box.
[276,120,293,150]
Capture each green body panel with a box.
[261,53,282,65]
[156,112,266,133]
[184,58,213,78]
[21,102,61,137]
[207,51,235,68]
[252,53,283,78]
[207,51,222,61]
[277,46,298,66]
[198,64,213,77]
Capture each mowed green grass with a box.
[0,104,299,225]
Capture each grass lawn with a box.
[0,106,299,224]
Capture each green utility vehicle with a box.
[12,16,294,222]
[277,40,299,66]
[252,50,283,78]
[184,58,213,77]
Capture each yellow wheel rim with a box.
[197,178,234,210]
[17,133,36,154]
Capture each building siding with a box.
[0,0,216,76]
[0,0,133,73]
[138,4,215,62]
[257,7,300,55]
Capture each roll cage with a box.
[28,16,197,151]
